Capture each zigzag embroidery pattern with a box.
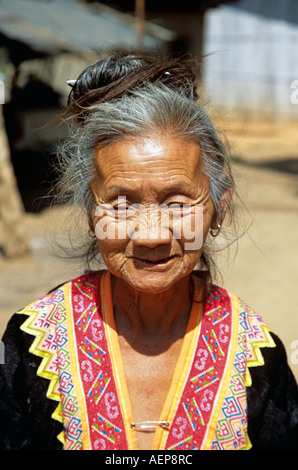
[238,301,276,387]
[17,291,67,445]
[210,300,276,450]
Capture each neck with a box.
[111,274,194,351]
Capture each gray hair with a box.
[53,82,236,282]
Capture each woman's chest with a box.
[118,338,183,449]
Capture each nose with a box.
[131,207,172,248]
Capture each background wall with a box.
[203,0,298,119]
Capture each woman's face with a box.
[91,134,216,293]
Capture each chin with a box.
[120,265,188,294]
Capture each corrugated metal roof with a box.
[0,0,176,56]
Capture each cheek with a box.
[95,231,129,272]
[175,206,206,252]
[96,237,126,260]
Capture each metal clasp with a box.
[131,421,169,432]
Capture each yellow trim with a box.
[17,301,65,445]
[201,293,240,450]
[64,282,91,450]
[101,272,203,451]
[243,428,253,450]
[155,277,202,450]
[245,323,276,387]
[101,271,139,450]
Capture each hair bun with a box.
[69,53,146,102]
[65,52,200,123]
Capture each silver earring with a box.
[88,228,96,239]
[210,223,221,237]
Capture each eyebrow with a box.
[105,183,196,199]
[106,185,134,196]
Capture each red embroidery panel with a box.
[164,288,233,450]
[71,272,129,450]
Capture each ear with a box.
[210,187,234,229]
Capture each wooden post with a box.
[0,104,28,258]
[135,0,146,51]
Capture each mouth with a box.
[132,255,178,267]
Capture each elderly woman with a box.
[0,54,297,451]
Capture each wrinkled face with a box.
[91,134,216,293]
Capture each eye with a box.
[165,202,193,217]
[113,203,137,219]
[167,202,185,208]
[114,204,128,210]
[167,202,192,210]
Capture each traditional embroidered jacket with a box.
[0,270,297,450]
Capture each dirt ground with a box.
[1,117,298,381]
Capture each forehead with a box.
[94,135,203,191]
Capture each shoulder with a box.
[206,283,273,335]
[0,270,106,450]
[207,284,289,371]
[246,328,298,449]
[16,269,105,315]
[41,269,105,297]
[1,270,106,355]
[207,285,298,449]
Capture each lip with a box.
[132,255,178,269]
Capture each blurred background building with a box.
[0,0,298,378]
[203,0,298,119]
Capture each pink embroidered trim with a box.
[69,272,129,450]
[164,286,235,450]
